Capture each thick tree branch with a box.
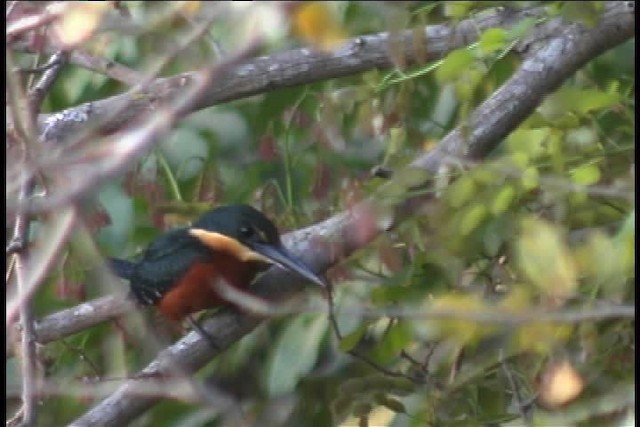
[412,1,636,172]
[21,6,541,145]
[69,3,635,425]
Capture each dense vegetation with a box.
[6,2,634,426]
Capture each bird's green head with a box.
[189,204,326,288]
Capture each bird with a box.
[109,204,327,343]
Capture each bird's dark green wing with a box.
[113,228,212,305]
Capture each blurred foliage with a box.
[7,1,634,426]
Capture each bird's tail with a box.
[109,258,136,280]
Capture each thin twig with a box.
[28,51,67,115]
[73,49,145,86]
[6,2,66,39]
[10,40,147,85]
[12,178,39,427]
[327,291,420,382]
[6,0,19,18]
[6,239,24,255]
[6,406,24,427]
[6,207,79,326]
[133,6,224,90]
[59,340,103,381]
[499,349,531,425]
[17,57,64,74]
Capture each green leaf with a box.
[540,88,620,120]
[374,393,406,413]
[459,204,487,236]
[436,49,475,83]
[506,16,539,40]
[574,89,619,113]
[521,167,539,190]
[455,67,483,100]
[479,28,507,55]
[614,210,635,276]
[265,314,328,396]
[443,1,474,19]
[331,396,353,420]
[386,127,406,160]
[339,324,368,353]
[507,128,551,158]
[560,1,605,28]
[570,164,601,186]
[565,127,598,148]
[491,185,516,215]
[386,377,415,396]
[447,176,476,208]
[339,376,374,396]
[352,401,373,417]
[372,321,412,363]
[159,128,209,181]
[578,232,622,292]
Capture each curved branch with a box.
[69,3,635,425]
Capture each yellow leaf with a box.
[177,1,201,15]
[498,287,532,312]
[292,2,347,51]
[512,322,573,354]
[516,218,577,300]
[54,2,110,48]
[427,294,495,344]
[537,359,585,408]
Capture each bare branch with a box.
[10,40,147,86]
[11,183,39,427]
[67,49,146,86]
[6,207,79,326]
[31,296,135,345]
[6,2,66,39]
[27,51,67,115]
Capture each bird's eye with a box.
[239,226,254,238]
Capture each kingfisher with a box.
[109,204,327,339]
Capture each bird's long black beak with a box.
[251,242,327,288]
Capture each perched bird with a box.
[109,204,327,338]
